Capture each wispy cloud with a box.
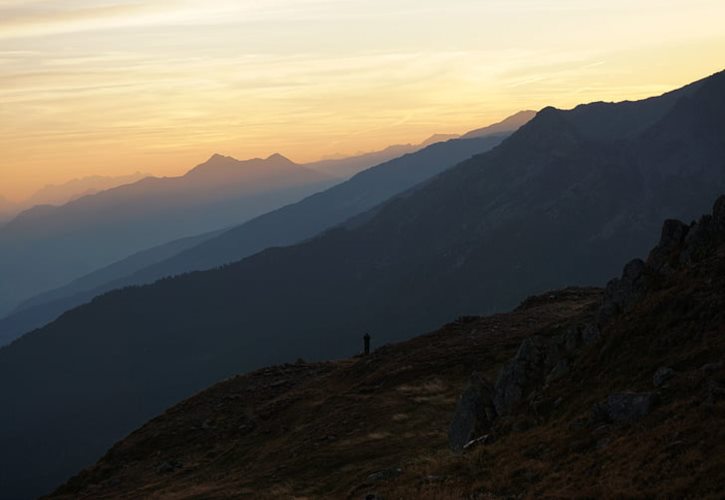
[0,0,723,199]
[0,0,347,39]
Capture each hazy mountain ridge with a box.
[1,71,724,499]
[459,110,536,139]
[0,172,151,223]
[304,135,455,178]
[0,112,531,346]
[0,154,336,317]
[24,172,151,207]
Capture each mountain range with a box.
[0,71,723,499]
[0,111,534,348]
[0,172,150,224]
[0,154,336,317]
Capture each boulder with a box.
[494,324,598,416]
[448,372,497,453]
[493,337,552,416]
[653,367,674,388]
[592,392,657,423]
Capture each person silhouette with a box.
[363,333,371,355]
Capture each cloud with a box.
[0,0,347,40]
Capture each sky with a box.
[1,0,724,201]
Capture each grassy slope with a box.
[49,219,725,499]
[50,289,599,499]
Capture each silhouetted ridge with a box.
[0,115,524,346]
[0,149,335,318]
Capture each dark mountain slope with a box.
[0,117,523,346]
[50,197,725,499]
[0,229,223,347]
[297,116,522,180]
[1,71,724,499]
[0,154,335,316]
[305,143,424,178]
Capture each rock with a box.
[493,337,547,415]
[653,367,675,387]
[494,324,599,416]
[680,215,718,264]
[156,461,182,474]
[449,372,497,453]
[648,219,689,272]
[364,494,384,500]
[592,392,657,423]
[598,259,647,323]
[712,195,725,232]
[546,359,570,384]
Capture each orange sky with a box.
[1,0,724,201]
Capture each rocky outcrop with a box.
[451,195,725,453]
[648,219,690,273]
[448,320,602,447]
[598,258,648,324]
[493,337,552,416]
[493,323,599,416]
[448,373,497,453]
[600,195,725,325]
[591,392,658,423]
[714,196,725,232]
[653,367,674,388]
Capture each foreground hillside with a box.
[51,197,725,498]
[51,288,600,499]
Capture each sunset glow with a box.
[1,0,724,200]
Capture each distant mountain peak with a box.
[421,133,460,147]
[460,110,537,139]
[265,153,296,166]
[206,153,234,163]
